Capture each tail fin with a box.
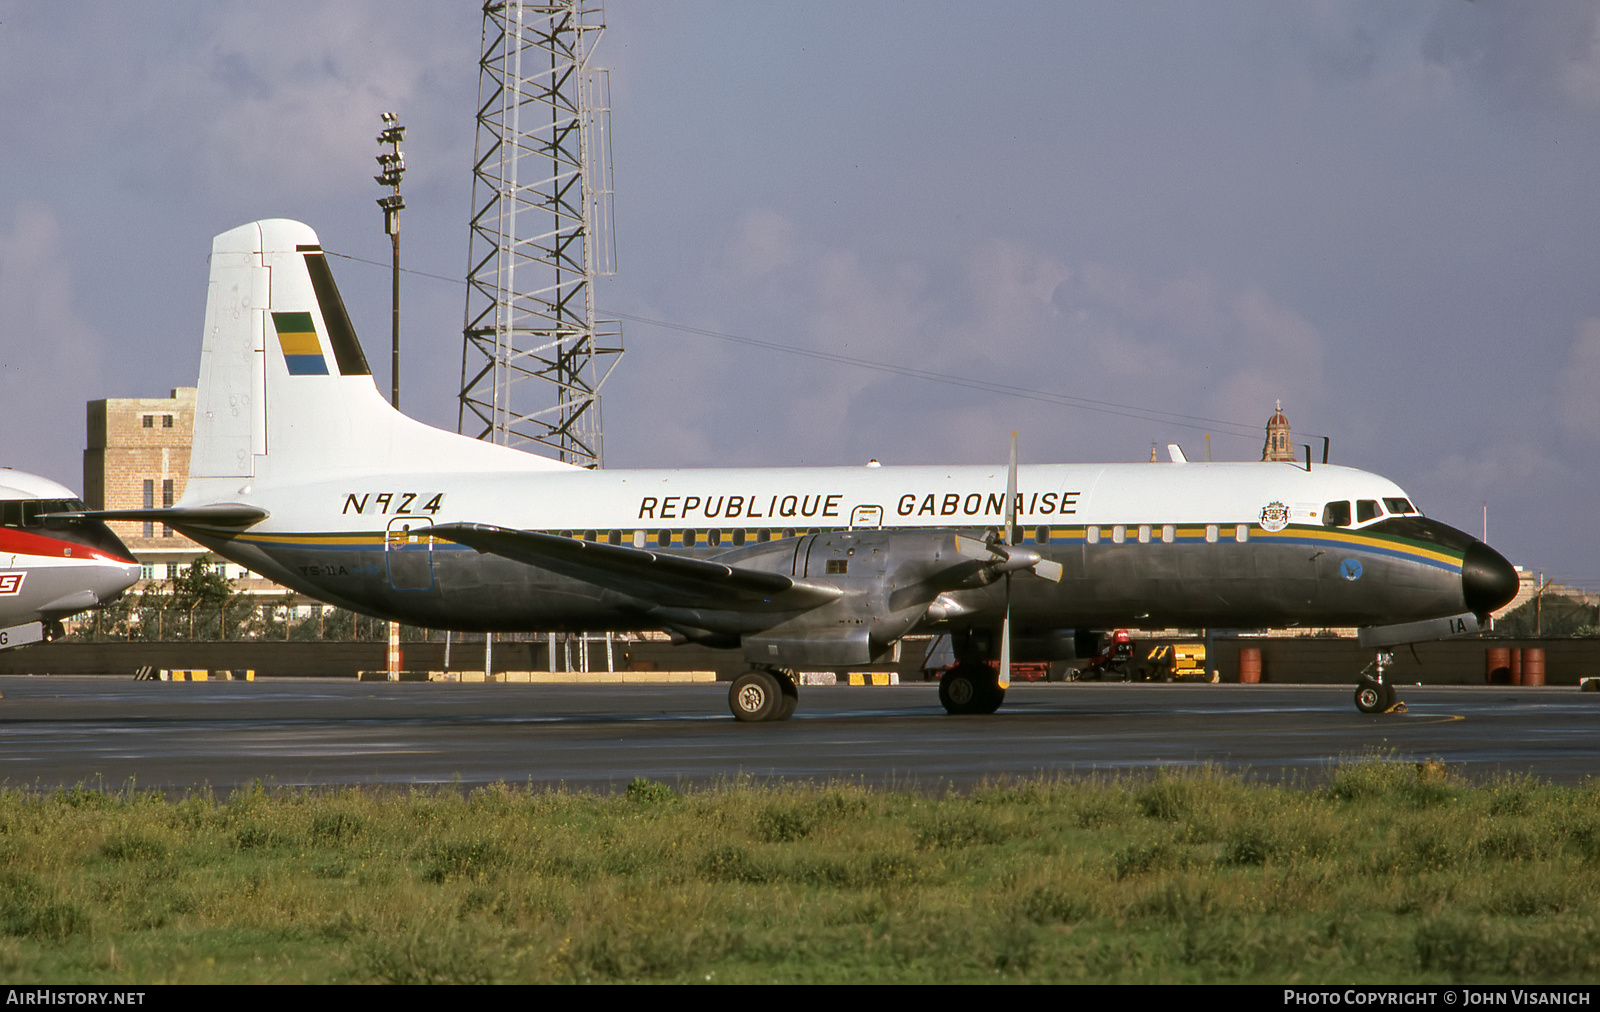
[186,220,571,500]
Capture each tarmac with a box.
[0,676,1594,792]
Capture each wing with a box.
[424,523,842,613]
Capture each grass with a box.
[0,763,1597,982]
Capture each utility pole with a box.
[376,112,406,409]
[376,112,406,679]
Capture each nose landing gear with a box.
[1354,651,1405,714]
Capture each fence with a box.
[69,599,549,645]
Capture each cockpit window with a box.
[2,499,86,528]
[1383,498,1415,515]
[1322,501,1351,528]
[1356,499,1382,523]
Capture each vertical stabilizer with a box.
[184,220,572,504]
[191,222,270,478]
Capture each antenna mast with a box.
[459,0,621,466]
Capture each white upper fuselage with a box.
[236,458,1411,538]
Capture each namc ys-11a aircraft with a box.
[75,219,1519,721]
[0,469,141,649]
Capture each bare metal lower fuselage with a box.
[189,514,1495,659]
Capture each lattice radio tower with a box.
[459,0,620,466]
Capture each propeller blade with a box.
[953,534,999,562]
[1005,431,1019,546]
[999,573,1012,690]
[1000,433,1017,690]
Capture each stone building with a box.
[82,388,275,593]
[83,387,201,582]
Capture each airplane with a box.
[0,469,141,649]
[72,219,1520,720]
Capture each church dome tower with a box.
[1262,400,1294,462]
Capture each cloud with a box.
[0,204,106,485]
[1423,2,1600,112]
[0,5,474,208]
[1556,317,1600,439]
[723,208,798,282]
[622,213,1327,467]
[1048,259,1325,428]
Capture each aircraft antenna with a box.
[458,0,622,467]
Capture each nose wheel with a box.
[729,667,799,722]
[1353,651,1403,714]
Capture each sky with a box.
[1,2,1599,584]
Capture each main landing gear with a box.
[729,667,799,722]
[938,661,1004,715]
[1354,650,1404,714]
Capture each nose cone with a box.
[1462,541,1518,619]
[102,561,142,603]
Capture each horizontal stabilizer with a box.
[1357,611,1484,649]
[425,523,842,613]
[50,503,270,529]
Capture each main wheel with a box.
[973,679,1004,714]
[775,672,799,721]
[939,664,1004,715]
[1354,679,1395,714]
[730,669,782,722]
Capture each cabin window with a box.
[1035,525,1050,544]
[1112,525,1126,544]
[783,528,796,539]
[1356,500,1381,523]
[732,529,746,546]
[583,530,598,542]
[1322,501,1352,528]
[1384,497,1415,515]
[683,529,697,547]
[1137,524,1150,544]
[1086,525,1100,544]
[607,529,622,546]
[633,529,646,548]
[707,529,721,547]
[757,529,771,543]
[1235,524,1249,542]
[559,530,573,540]
[1161,524,1174,543]
[656,529,671,547]
[1205,524,1218,543]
